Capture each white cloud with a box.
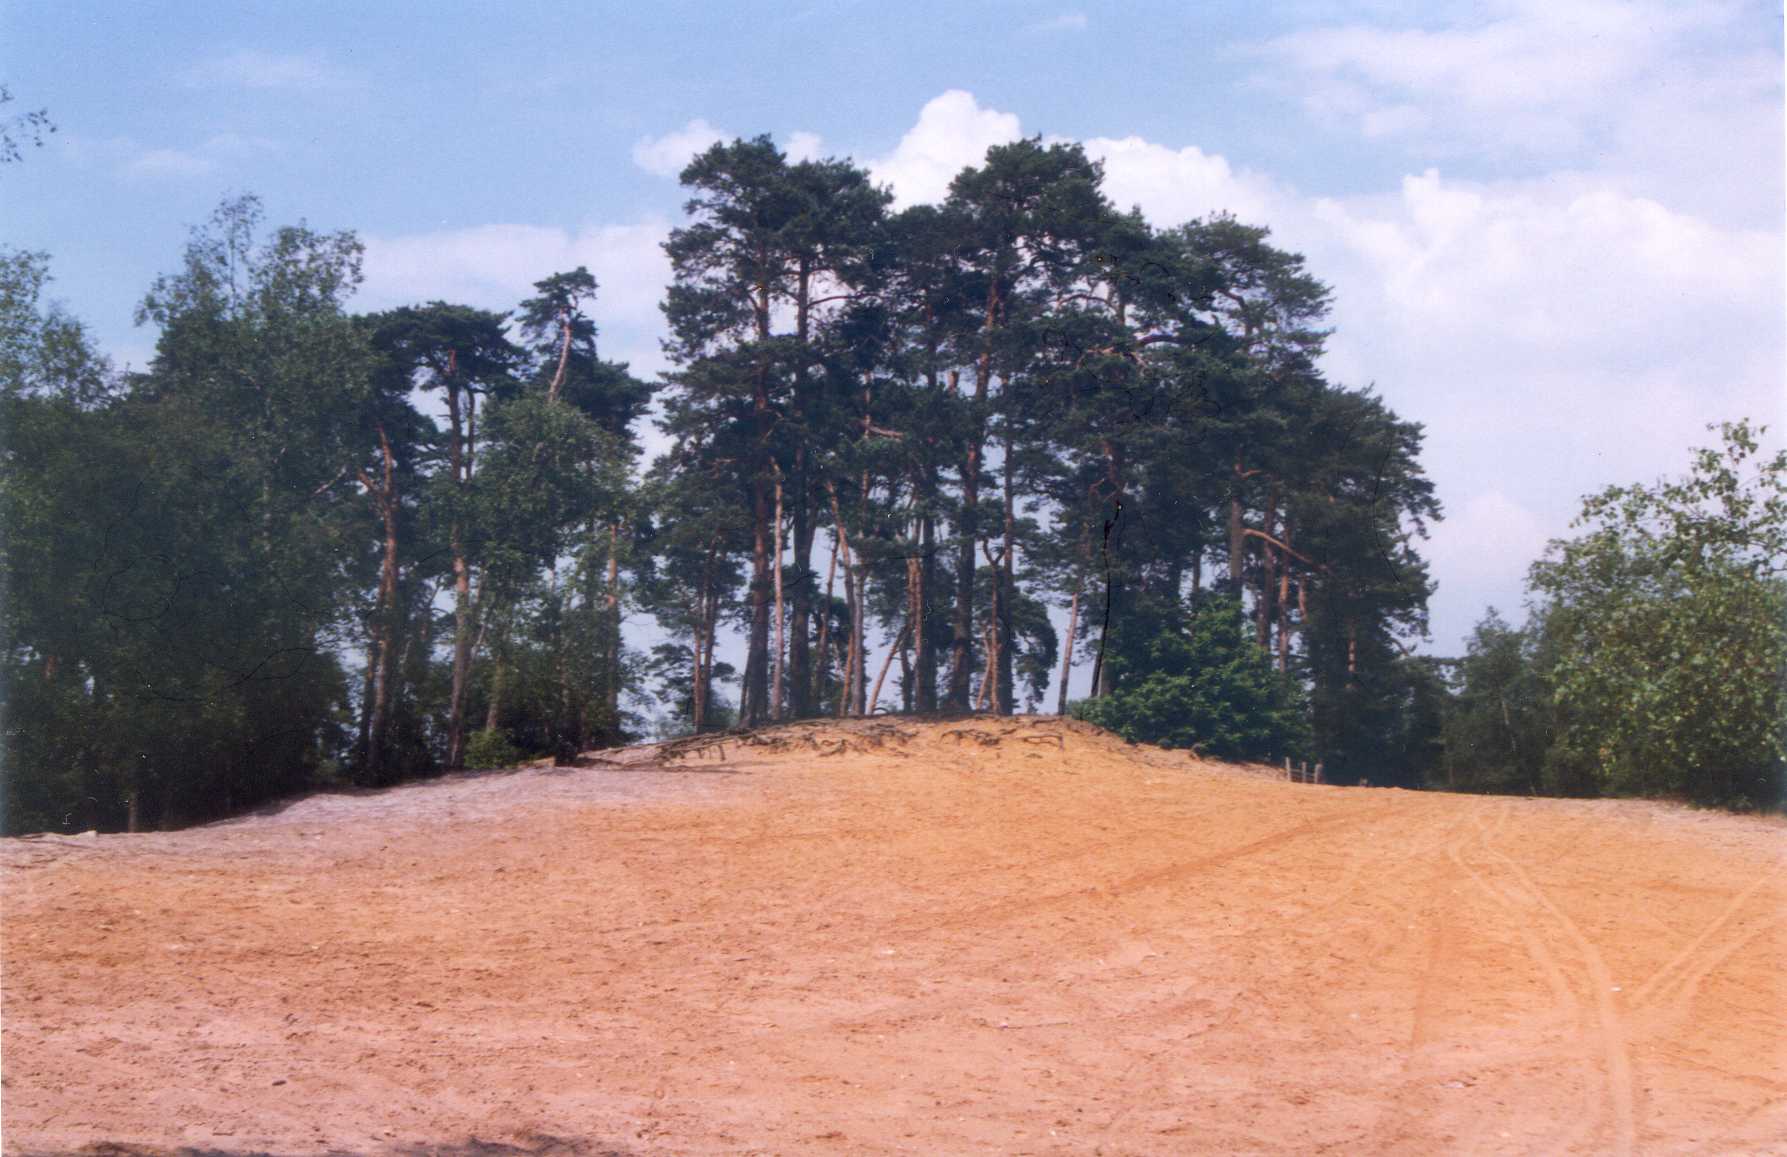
[353,83,1782,652]
[1259,2,1689,142]
[631,119,727,178]
[123,147,217,180]
[854,87,1781,650]
[1422,489,1551,639]
[1252,2,1783,229]
[201,132,281,158]
[1025,12,1088,33]
[64,133,280,181]
[1084,135,1287,226]
[867,90,1023,208]
[359,218,675,377]
[784,131,826,163]
[182,49,359,92]
[1288,169,1782,648]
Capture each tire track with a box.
[1633,912,1785,1040]
[1474,804,1638,1157]
[1444,802,1605,1155]
[893,801,1399,934]
[1357,808,1479,1153]
[1632,862,1782,1008]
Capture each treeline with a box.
[5,133,1774,833]
[4,204,649,831]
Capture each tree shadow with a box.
[48,1134,633,1156]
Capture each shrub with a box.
[463,728,524,771]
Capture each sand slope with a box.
[4,716,1783,1155]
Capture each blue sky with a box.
[6,0,1784,658]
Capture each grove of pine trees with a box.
[7,132,1773,834]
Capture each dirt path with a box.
[4,717,1783,1155]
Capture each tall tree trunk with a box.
[357,632,376,766]
[997,428,1016,714]
[1093,582,1116,699]
[348,429,394,783]
[836,555,857,718]
[1056,585,1080,715]
[1228,463,1247,588]
[692,536,717,732]
[743,477,772,726]
[1092,443,1126,700]
[484,623,505,732]
[899,639,914,713]
[1257,489,1279,651]
[546,310,573,403]
[1276,517,1295,673]
[772,471,785,720]
[948,361,984,709]
[691,613,706,733]
[741,274,774,727]
[690,581,707,732]
[827,484,869,717]
[606,522,622,722]
[446,531,475,770]
[982,541,1003,713]
[443,373,477,772]
[788,448,814,718]
[975,622,997,710]
[1277,576,1293,672]
[126,757,141,834]
[915,512,937,712]
[787,262,814,718]
[813,535,839,708]
[554,572,576,761]
[869,623,908,716]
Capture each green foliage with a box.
[4,203,369,832]
[1528,421,1787,808]
[7,135,1466,829]
[463,728,524,771]
[1439,609,1551,795]
[1076,596,1308,760]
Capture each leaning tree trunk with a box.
[869,623,908,716]
[1056,584,1080,715]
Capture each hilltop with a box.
[4,717,1783,1154]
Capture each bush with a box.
[1076,595,1308,761]
[463,728,524,770]
[1527,421,1787,808]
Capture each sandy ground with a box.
[3,716,1784,1156]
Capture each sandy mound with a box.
[4,717,1783,1154]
